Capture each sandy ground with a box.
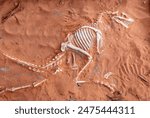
[0,0,150,100]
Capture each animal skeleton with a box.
[0,11,134,88]
[61,25,103,83]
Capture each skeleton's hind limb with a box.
[67,44,92,84]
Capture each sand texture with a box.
[0,0,150,100]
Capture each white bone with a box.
[112,12,134,28]
[101,81,115,92]
[53,67,62,74]
[76,81,86,84]
[33,79,47,87]
[6,84,32,92]
[104,72,113,79]
[71,53,78,70]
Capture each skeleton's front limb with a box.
[67,43,92,83]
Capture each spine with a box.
[1,50,65,73]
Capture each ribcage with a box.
[72,27,96,51]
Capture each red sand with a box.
[0,0,150,100]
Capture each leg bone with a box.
[71,53,78,70]
[67,43,92,83]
